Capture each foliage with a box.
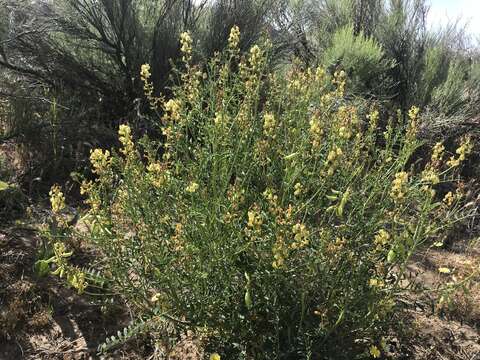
[322,25,393,95]
[0,0,276,186]
[47,30,473,358]
[0,180,25,222]
[0,145,26,222]
[430,60,469,116]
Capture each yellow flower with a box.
[390,171,408,202]
[140,63,151,80]
[332,70,346,96]
[186,182,199,193]
[249,45,263,70]
[369,278,384,287]
[272,235,288,269]
[228,25,241,49]
[406,105,420,138]
[164,99,181,121]
[49,184,66,214]
[367,109,379,129]
[214,112,229,126]
[68,271,87,294]
[151,293,161,302]
[309,115,324,149]
[147,163,169,188]
[408,105,420,120]
[447,137,473,167]
[140,63,162,109]
[443,191,455,207]
[263,112,276,137]
[421,169,439,185]
[374,229,390,248]
[438,267,451,274]
[210,353,221,360]
[315,66,326,82]
[431,142,445,162]
[294,182,303,197]
[118,124,134,156]
[291,223,309,249]
[180,31,193,61]
[369,345,381,358]
[327,146,342,163]
[89,148,111,174]
[247,209,263,228]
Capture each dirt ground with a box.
[0,222,479,360]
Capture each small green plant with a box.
[322,25,394,95]
[50,27,473,359]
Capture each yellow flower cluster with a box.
[368,278,385,288]
[336,106,358,140]
[332,70,346,96]
[369,345,381,358]
[294,182,303,197]
[90,148,111,174]
[140,63,150,79]
[367,109,379,130]
[247,208,263,229]
[118,124,134,156]
[374,229,390,250]
[447,137,473,167]
[443,191,455,207]
[390,171,408,202]
[408,105,420,120]
[224,185,246,223]
[140,63,161,109]
[80,180,101,212]
[245,205,263,240]
[272,235,288,269]
[186,181,199,193]
[263,112,276,137]
[214,111,230,126]
[180,31,193,62]
[228,25,240,50]
[164,98,181,121]
[421,168,440,184]
[406,105,420,138]
[68,270,87,294]
[431,142,445,163]
[262,188,278,211]
[421,168,439,197]
[170,222,185,251]
[248,45,263,71]
[327,146,343,162]
[49,184,65,214]
[291,223,309,249]
[315,67,326,82]
[309,115,323,149]
[325,145,343,175]
[210,352,221,360]
[147,162,169,188]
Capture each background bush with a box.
[0,0,278,189]
[1,0,480,191]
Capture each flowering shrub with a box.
[50,28,472,358]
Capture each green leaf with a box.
[34,259,51,277]
[387,249,396,263]
[0,181,10,191]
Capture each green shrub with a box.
[51,29,471,359]
[322,25,393,95]
[418,45,451,106]
[430,60,469,116]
